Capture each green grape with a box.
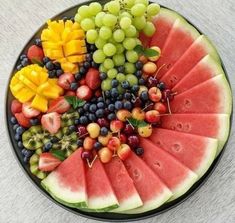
[123,38,137,50]
[101,79,112,91]
[125,63,136,74]
[81,18,95,31]
[126,50,139,63]
[103,14,117,27]
[86,29,98,44]
[103,43,117,57]
[126,74,138,86]
[120,12,132,19]
[147,3,160,16]
[93,49,106,64]
[116,44,125,54]
[103,2,110,11]
[113,29,125,43]
[136,38,142,46]
[120,17,132,30]
[103,58,114,70]
[124,25,137,37]
[124,0,135,8]
[107,69,118,79]
[135,0,149,6]
[131,4,146,17]
[99,26,112,40]
[99,64,107,73]
[143,21,156,37]
[113,54,125,66]
[95,38,106,49]
[108,37,116,44]
[116,73,126,83]
[95,12,105,27]
[107,1,120,15]
[74,14,82,23]
[117,84,124,94]
[89,2,102,16]
[133,16,146,30]
[77,5,91,18]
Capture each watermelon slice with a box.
[170,75,232,114]
[149,128,218,178]
[161,114,230,155]
[122,152,172,214]
[104,157,143,212]
[161,35,221,89]
[41,149,87,208]
[140,138,198,200]
[156,18,200,78]
[172,55,224,94]
[84,158,119,212]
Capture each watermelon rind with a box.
[79,203,119,213]
[156,8,185,23]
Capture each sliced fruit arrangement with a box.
[8,0,232,216]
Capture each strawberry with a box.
[79,78,86,85]
[27,45,44,63]
[15,112,31,128]
[58,73,75,90]
[22,102,41,118]
[65,91,76,96]
[38,152,61,172]
[85,68,101,90]
[47,97,71,114]
[11,99,22,115]
[76,85,92,100]
[41,112,61,134]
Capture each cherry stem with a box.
[78,132,89,139]
[154,63,166,79]
[87,155,98,169]
[167,97,172,114]
[126,119,135,130]
[142,103,154,111]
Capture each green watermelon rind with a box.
[157,8,186,23]
[78,204,119,213]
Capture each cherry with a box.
[147,76,159,88]
[127,135,140,148]
[97,118,109,128]
[77,125,88,138]
[123,123,135,135]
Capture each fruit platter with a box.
[6,0,232,221]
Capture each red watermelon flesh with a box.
[122,152,172,214]
[85,158,119,211]
[161,35,220,89]
[170,75,232,114]
[156,18,200,79]
[104,157,143,212]
[172,55,224,94]
[140,138,198,200]
[161,114,230,155]
[41,149,87,208]
[149,128,218,178]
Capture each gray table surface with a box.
[0,0,234,222]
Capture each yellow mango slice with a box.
[67,55,85,63]
[17,88,35,103]
[31,95,48,112]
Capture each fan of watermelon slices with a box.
[41,8,232,214]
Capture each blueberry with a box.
[30,118,39,126]
[91,61,99,68]
[54,62,61,69]
[70,82,78,91]
[14,134,21,141]
[110,88,119,98]
[91,98,97,103]
[20,54,27,60]
[135,70,142,78]
[111,79,119,87]
[50,136,59,143]
[69,125,76,132]
[117,94,123,100]
[77,139,83,147]
[43,57,50,64]
[115,101,123,110]
[48,70,56,78]
[97,102,105,109]
[139,78,146,85]
[117,66,125,73]
[108,103,115,112]
[62,16,68,21]
[84,103,91,111]
[89,44,96,52]
[10,116,17,125]
[135,147,144,156]
[21,58,29,67]
[105,99,111,105]
[124,92,131,100]
[105,90,111,98]
[23,156,30,164]
[94,142,102,150]
[97,97,104,102]
[123,101,132,110]
[121,81,130,89]
[45,61,54,71]
[135,61,143,70]
[16,126,25,135]
[77,107,84,115]
[131,85,140,93]
[16,64,23,71]
[157,82,166,90]
[95,109,105,118]
[43,142,53,152]
[56,69,63,77]
[22,148,33,158]
[84,61,91,69]
[86,53,93,62]
[74,118,80,125]
[34,38,42,47]
[79,67,86,75]
[17,141,24,149]
[88,113,96,122]
[75,72,82,81]
[100,127,108,136]
[13,124,20,131]
[80,116,88,125]
[89,104,97,112]
[140,91,149,101]
[107,113,116,121]
[100,72,107,80]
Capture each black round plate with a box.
[5,1,233,222]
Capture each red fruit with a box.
[110,120,124,133]
[116,109,131,122]
[58,73,75,90]
[97,118,109,128]
[148,87,162,102]
[77,125,88,138]
[95,89,102,97]
[154,102,167,114]
[47,97,71,114]
[81,150,93,161]
[119,134,127,144]
[15,112,31,128]
[127,135,140,148]
[76,85,92,100]
[107,137,121,152]
[38,153,61,172]
[65,91,76,96]
[123,123,135,135]
[83,137,96,150]
[41,112,61,134]
[22,102,40,118]
[145,110,160,123]
[117,144,131,161]
[162,89,175,102]
[132,107,145,121]
[11,100,22,114]
[79,78,86,85]
[27,45,44,63]
[85,68,101,90]
[98,147,113,163]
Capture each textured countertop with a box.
[0,0,234,222]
